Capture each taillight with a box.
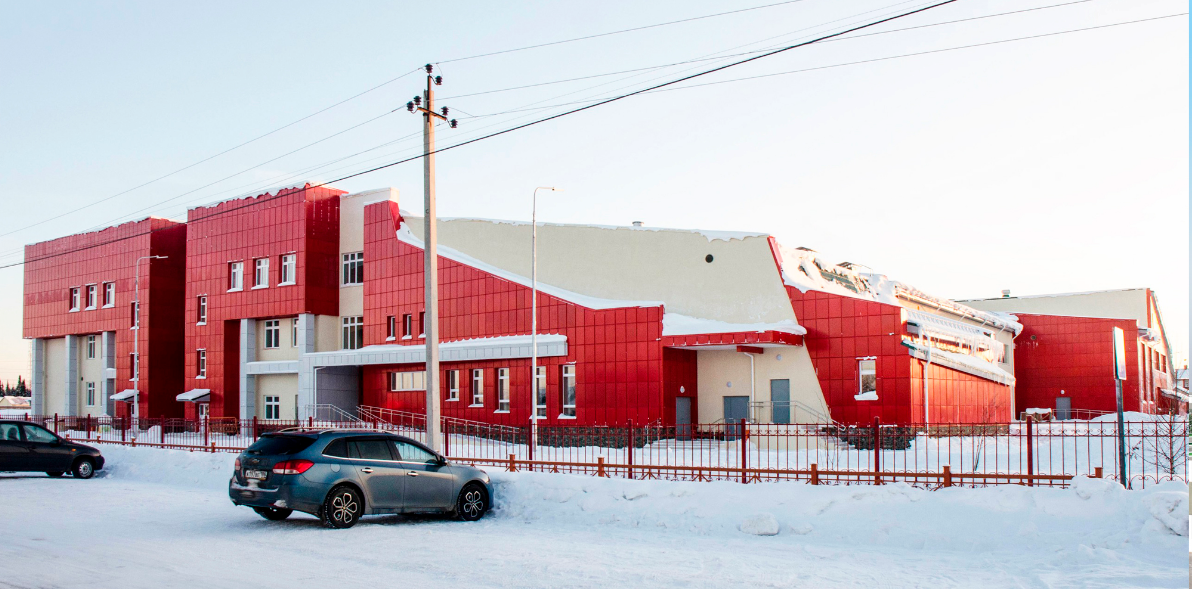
[272,459,314,475]
[234,458,241,471]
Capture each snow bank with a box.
[99,446,235,490]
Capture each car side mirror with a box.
[51,438,62,445]
[435,455,447,466]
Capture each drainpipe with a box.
[736,346,762,422]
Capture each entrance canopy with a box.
[176,389,211,403]
[110,389,138,401]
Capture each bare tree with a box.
[1143,410,1187,480]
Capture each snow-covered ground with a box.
[2,446,1188,588]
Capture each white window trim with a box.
[196,295,208,326]
[85,382,96,406]
[855,357,878,400]
[84,284,98,310]
[264,395,281,421]
[102,282,116,308]
[292,318,299,348]
[447,370,460,402]
[196,349,207,379]
[560,364,577,418]
[495,368,510,413]
[228,261,244,292]
[263,320,281,349]
[471,369,484,406]
[85,335,97,359]
[341,252,364,286]
[69,288,80,312]
[278,253,297,286]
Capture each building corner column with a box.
[239,319,257,420]
[296,314,316,420]
[31,339,45,415]
[64,334,79,417]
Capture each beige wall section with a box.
[338,190,392,328]
[960,290,1149,324]
[340,286,363,318]
[695,346,829,424]
[315,315,341,352]
[257,317,301,362]
[44,338,65,414]
[403,216,793,324]
[257,374,300,421]
[77,335,106,416]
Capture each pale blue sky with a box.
[0,0,1187,382]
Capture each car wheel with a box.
[46,471,65,477]
[252,506,293,521]
[456,483,489,522]
[72,458,95,479]
[321,486,362,529]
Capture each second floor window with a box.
[197,296,207,324]
[280,254,296,285]
[86,382,96,406]
[197,349,206,378]
[228,262,244,291]
[342,252,363,285]
[103,282,115,307]
[386,316,396,340]
[254,258,269,288]
[402,314,413,339]
[86,335,96,359]
[263,319,281,349]
[419,311,426,337]
[292,318,299,347]
[341,316,363,350]
[69,288,80,312]
[85,285,97,309]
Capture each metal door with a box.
[1055,397,1071,420]
[392,441,454,511]
[675,397,692,441]
[723,396,749,439]
[770,379,791,424]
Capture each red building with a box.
[24,218,186,419]
[961,289,1185,417]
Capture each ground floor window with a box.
[342,316,364,350]
[496,368,510,412]
[447,370,459,401]
[471,369,484,406]
[85,382,95,406]
[264,396,280,420]
[561,365,576,418]
[534,366,547,418]
[858,359,877,394]
[389,371,426,391]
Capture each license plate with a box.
[245,469,268,480]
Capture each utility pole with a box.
[407,65,457,453]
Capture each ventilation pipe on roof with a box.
[631,221,643,227]
[1001,289,1011,298]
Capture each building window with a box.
[130,353,138,381]
[197,349,206,378]
[228,262,243,291]
[402,314,413,339]
[858,359,877,394]
[85,285,97,310]
[197,296,207,324]
[447,370,459,401]
[497,368,510,412]
[389,371,427,391]
[341,316,363,350]
[130,302,138,328]
[254,258,269,288]
[418,311,426,338]
[264,396,280,420]
[535,366,547,418]
[69,288,80,312]
[279,254,296,285]
[561,365,576,418]
[263,319,281,349]
[292,318,299,347]
[471,369,484,406]
[86,382,95,406]
[386,316,396,340]
[342,252,364,285]
[102,282,115,307]
[86,335,96,359]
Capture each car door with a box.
[392,440,455,511]
[348,438,407,511]
[0,423,30,471]
[22,424,70,472]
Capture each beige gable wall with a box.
[960,290,1149,325]
[695,346,829,424]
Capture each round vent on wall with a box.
[705,254,714,263]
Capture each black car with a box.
[0,420,104,478]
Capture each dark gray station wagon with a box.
[229,429,492,528]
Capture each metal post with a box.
[1115,378,1128,488]
[527,417,534,464]
[530,186,559,449]
[1025,414,1034,487]
[422,68,442,453]
[627,419,635,480]
[873,416,882,485]
[740,417,749,484]
[132,255,167,440]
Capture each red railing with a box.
[19,411,1186,489]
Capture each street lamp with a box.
[132,255,167,439]
[531,187,561,434]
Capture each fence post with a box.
[942,465,952,488]
[443,423,450,458]
[740,418,749,484]
[810,463,819,485]
[1025,414,1034,487]
[627,419,635,480]
[252,416,259,442]
[1094,466,1103,479]
[527,418,534,465]
[308,416,313,429]
[873,416,882,486]
[597,456,607,478]
[160,420,165,445]
[508,453,517,472]
[54,413,59,435]
[121,417,126,442]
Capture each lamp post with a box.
[132,255,167,439]
[531,187,561,447]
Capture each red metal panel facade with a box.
[183,185,344,418]
[23,218,187,418]
[359,201,667,427]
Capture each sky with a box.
[0,0,1187,383]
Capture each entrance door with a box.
[1055,397,1071,421]
[770,379,791,424]
[723,396,749,439]
[675,397,692,441]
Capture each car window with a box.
[245,434,315,455]
[22,425,58,444]
[322,438,349,458]
[350,439,394,461]
[392,441,437,464]
[0,423,21,442]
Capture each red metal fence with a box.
[17,410,1186,489]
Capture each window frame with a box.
[341,316,364,350]
[264,395,280,420]
[253,258,270,289]
[196,349,207,379]
[228,261,244,292]
[534,366,547,418]
[102,282,115,308]
[560,364,576,418]
[496,368,510,412]
[857,358,877,397]
[447,370,459,401]
[85,382,96,406]
[292,318,300,347]
[341,252,364,286]
[86,335,96,359]
[69,288,80,312]
[402,313,413,339]
[197,296,207,325]
[470,369,484,407]
[418,311,426,338]
[85,284,97,310]
[279,253,297,286]
[386,315,396,341]
[263,319,281,349]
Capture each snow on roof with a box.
[402,209,767,244]
[314,333,569,357]
[906,310,1001,350]
[189,181,329,211]
[662,313,806,337]
[773,243,1021,334]
[903,341,1015,386]
[957,288,1148,302]
[395,220,664,310]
